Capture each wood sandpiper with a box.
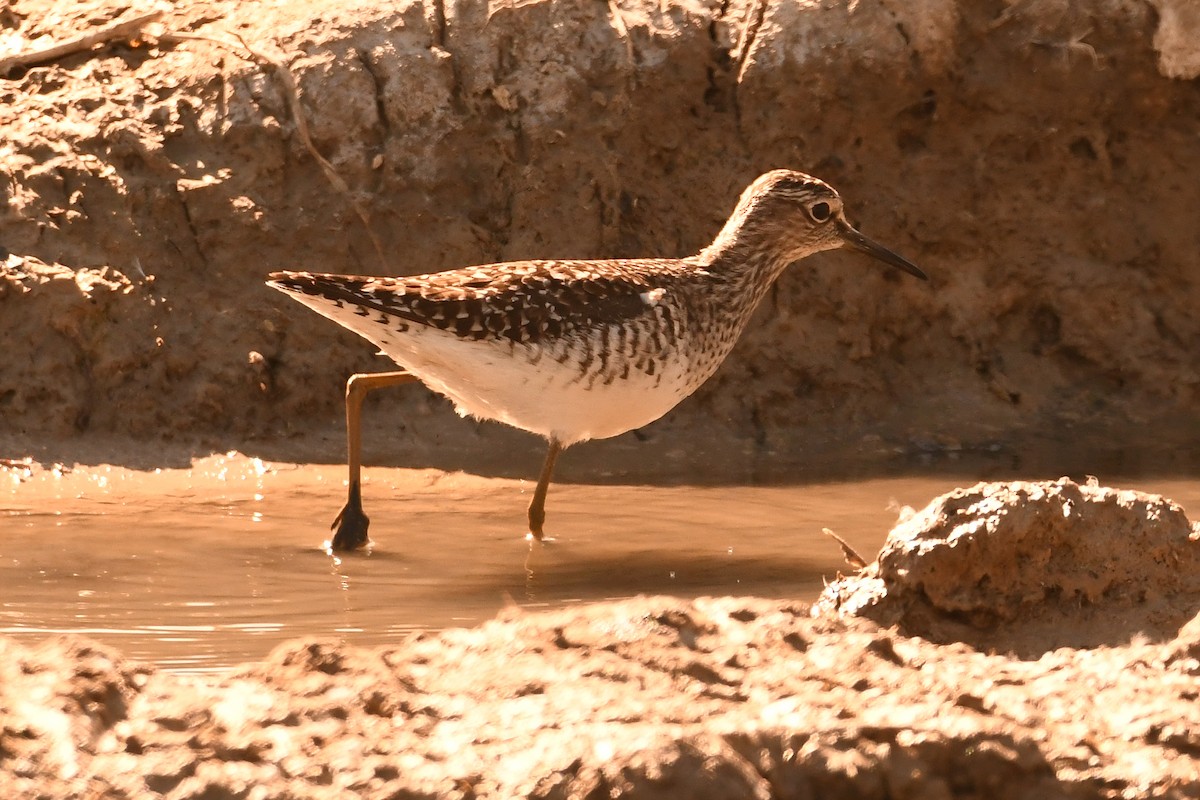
[268,169,926,551]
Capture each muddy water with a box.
[3,453,1197,673]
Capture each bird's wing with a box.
[268,260,688,345]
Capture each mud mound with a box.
[815,478,1200,655]
[3,480,1200,798]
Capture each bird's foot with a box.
[329,486,370,552]
[526,514,557,543]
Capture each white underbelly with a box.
[377,327,695,445]
[285,293,713,446]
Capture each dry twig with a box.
[0,11,164,75]
[822,527,869,571]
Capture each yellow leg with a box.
[330,370,419,551]
[527,438,563,540]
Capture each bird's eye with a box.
[808,201,831,222]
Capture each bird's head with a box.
[717,169,927,280]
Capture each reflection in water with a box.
[1,453,1197,673]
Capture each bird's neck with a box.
[696,223,793,299]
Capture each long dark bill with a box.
[837,219,928,280]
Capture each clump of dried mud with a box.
[1,0,1198,466]
[3,478,1199,798]
[815,477,1200,655]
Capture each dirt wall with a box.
[1,0,1197,461]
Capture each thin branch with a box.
[0,11,164,76]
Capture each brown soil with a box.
[3,1,1200,797]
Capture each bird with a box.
[267,169,926,551]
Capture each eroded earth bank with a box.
[2,0,1198,456]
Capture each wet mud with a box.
[2,450,981,671]
[3,477,1200,798]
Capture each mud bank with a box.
[2,478,1198,799]
[1,0,1198,463]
